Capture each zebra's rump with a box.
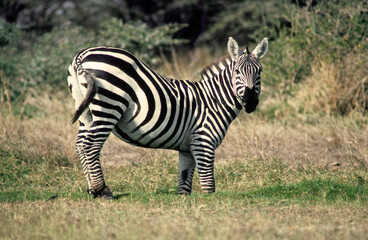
[73,47,197,150]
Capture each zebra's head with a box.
[227,37,268,113]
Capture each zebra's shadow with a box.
[112,188,178,200]
[113,193,131,200]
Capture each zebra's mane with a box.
[200,55,231,80]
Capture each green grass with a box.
[1,144,368,239]
[1,144,367,206]
[244,179,368,204]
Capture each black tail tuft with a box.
[72,72,97,124]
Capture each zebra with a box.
[67,37,268,199]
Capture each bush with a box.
[98,18,188,65]
[201,0,285,44]
[0,19,187,105]
[255,0,368,115]
[0,23,95,103]
[0,20,28,104]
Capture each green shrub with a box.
[0,20,24,47]
[98,18,188,65]
[0,20,187,104]
[201,0,284,44]
[0,21,28,104]
[254,0,368,114]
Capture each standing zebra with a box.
[67,37,268,199]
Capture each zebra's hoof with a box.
[93,186,114,200]
[178,190,191,195]
[202,189,215,194]
[177,187,192,195]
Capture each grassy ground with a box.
[1,49,368,239]
[1,200,368,240]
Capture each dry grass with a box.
[289,62,339,114]
[285,57,368,116]
[1,200,367,240]
[0,89,78,164]
[219,113,368,169]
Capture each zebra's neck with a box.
[199,56,232,82]
[196,57,242,122]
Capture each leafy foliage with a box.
[99,19,188,64]
[201,0,285,44]
[0,20,24,47]
[0,20,187,103]
[254,0,368,114]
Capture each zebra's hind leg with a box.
[77,121,115,199]
[178,151,196,195]
[75,122,93,194]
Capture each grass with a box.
[2,141,367,204]
[1,131,368,239]
[2,200,367,240]
[1,48,368,239]
[1,150,368,239]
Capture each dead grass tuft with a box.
[0,89,78,165]
[336,52,368,114]
[218,114,368,169]
[290,61,339,114]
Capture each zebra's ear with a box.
[252,38,269,59]
[227,37,241,61]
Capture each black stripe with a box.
[92,120,117,126]
[214,64,222,73]
[206,117,224,144]
[97,88,129,109]
[91,99,124,117]
[113,124,143,146]
[92,110,119,121]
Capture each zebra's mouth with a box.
[243,87,259,113]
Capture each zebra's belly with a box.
[112,120,191,151]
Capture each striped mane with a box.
[200,55,231,80]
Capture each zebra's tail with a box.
[72,71,97,124]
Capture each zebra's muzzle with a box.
[243,87,259,113]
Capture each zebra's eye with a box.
[235,69,240,75]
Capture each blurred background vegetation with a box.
[0,0,367,116]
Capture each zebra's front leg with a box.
[178,151,196,195]
[190,145,216,193]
